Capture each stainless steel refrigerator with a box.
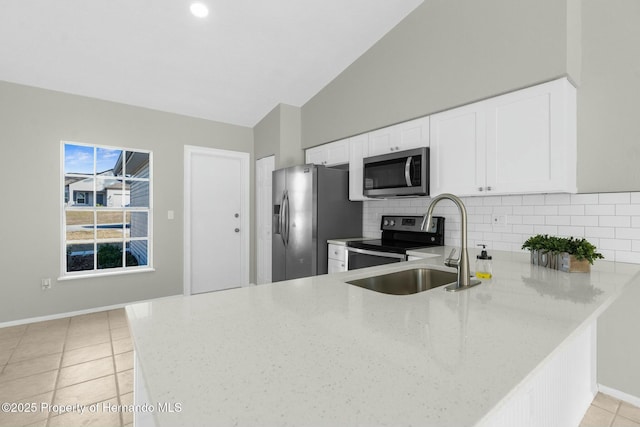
[272,164,362,282]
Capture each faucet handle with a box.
[445,248,458,267]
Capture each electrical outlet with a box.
[41,278,52,290]
[491,214,507,226]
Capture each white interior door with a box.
[184,146,249,294]
[256,155,275,284]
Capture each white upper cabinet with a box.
[305,138,349,166]
[430,101,486,196]
[430,78,577,196]
[368,116,430,157]
[348,134,370,201]
[485,78,576,194]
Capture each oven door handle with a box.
[405,156,413,187]
[346,247,407,260]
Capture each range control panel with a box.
[380,215,443,233]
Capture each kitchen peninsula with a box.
[126,248,640,427]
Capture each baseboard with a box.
[0,294,181,329]
[598,384,640,408]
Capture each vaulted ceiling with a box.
[0,0,423,127]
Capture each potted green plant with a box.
[522,235,604,273]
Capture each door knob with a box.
[235,228,240,233]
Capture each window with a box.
[62,142,152,277]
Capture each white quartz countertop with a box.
[326,237,370,245]
[126,248,640,427]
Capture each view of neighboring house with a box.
[64,146,150,269]
[112,151,150,266]
[65,170,131,207]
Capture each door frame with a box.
[256,155,275,284]
[183,145,250,296]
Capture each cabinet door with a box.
[368,125,399,156]
[348,134,370,201]
[305,145,327,165]
[430,102,486,196]
[397,116,430,150]
[485,78,576,194]
[305,139,349,166]
[328,244,346,261]
[328,258,346,274]
[325,138,350,166]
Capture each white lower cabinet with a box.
[430,77,577,196]
[328,243,346,273]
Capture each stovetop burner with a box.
[347,215,445,255]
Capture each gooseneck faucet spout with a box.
[421,193,481,292]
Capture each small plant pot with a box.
[558,253,591,273]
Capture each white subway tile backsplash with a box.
[599,249,616,261]
[501,195,523,206]
[522,195,545,205]
[599,193,630,204]
[585,227,615,239]
[615,251,640,264]
[599,216,631,227]
[571,193,599,205]
[535,205,558,216]
[615,228,640,240]
[362,190,640,265]
[558,226,585,237]
[545,216,571,226]
[559,205,586,216]
[513,224,534,234]
[522,215,545,225]
[534,225,558,235]
[600,239,632,251]
[585,205,615,216]
[570,216,599,227]
[616,204,640,216]
[545,194,571,205]
[513,206,535,215]
[483,196,503,206]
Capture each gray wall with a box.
[301,0,568,148]
[0,81,254,323]
[254,103,303,169]
[576,0,640,193]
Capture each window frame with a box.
[59,141,154,280]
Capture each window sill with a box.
[58,267,155,281]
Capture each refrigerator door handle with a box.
[279,191,286,247]
[405,156,413,187]
[283,191,290,245]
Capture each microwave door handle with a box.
[405,156,413,187]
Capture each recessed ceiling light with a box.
[190,2,209,18]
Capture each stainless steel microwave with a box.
[363,147,429,198]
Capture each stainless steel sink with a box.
[346,268,458,295]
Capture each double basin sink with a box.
[347,268,458,295]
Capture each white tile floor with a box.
[0,309,132,427]
[1,309,639,427]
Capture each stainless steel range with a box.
[345,215,445,271]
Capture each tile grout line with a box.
[46,316,70,427]
[109,311,125,427]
